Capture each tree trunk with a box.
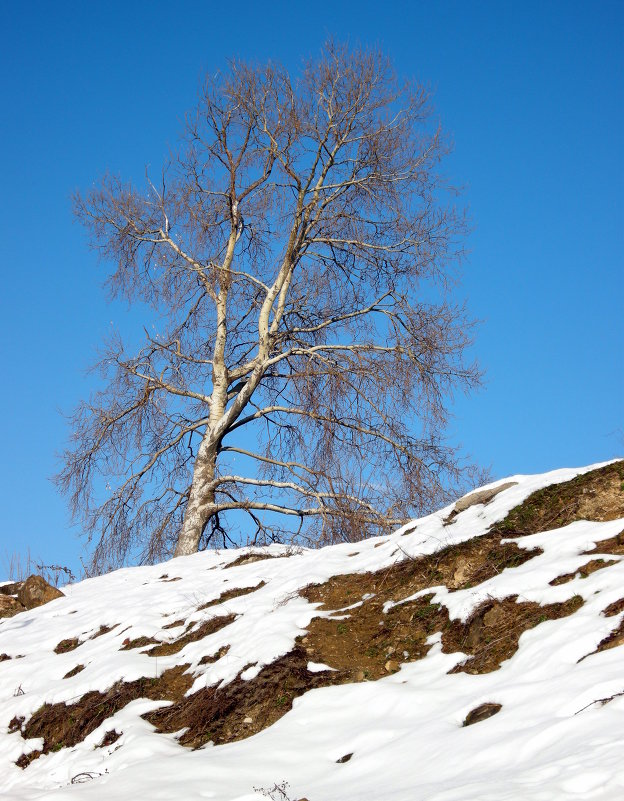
[175,277,231,557]
[173,434,219,556]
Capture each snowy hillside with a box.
[1,460,624,801]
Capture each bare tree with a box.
[57,43,482,571]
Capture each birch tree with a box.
[58,43,482,570]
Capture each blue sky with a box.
[1,0,622,576]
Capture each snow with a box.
[1,461,623,800]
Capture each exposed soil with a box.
[91,624,118,639]
[63,664,85,679]
[590,618,624,656]
[0,653,11,662]
[199,645,230,665]
[549,559,618,586]
[15,664,192,766]
[602,598,624,617]
[120,636,159,651]
[54,638,81,654]
[489,461,624,538]
[96,729,121,747]
[144,614,235,657]
[443,595,583,674]
[8,715,24,733]
[162,618,185,630]
[301,593,447,681]
[584,530,624,557]
[225,553,277,569]
[297,536,579,681]
[15,751,41,769]
[304,532,540,607]
[198,582,265,610]
[144,646,345,747]
[13,463,621,761]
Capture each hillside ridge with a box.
[1,460,623,800]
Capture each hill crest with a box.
[1,460,623,800]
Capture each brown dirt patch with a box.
[96,729,121,747]
[198,582,265,610]
[225,553,277,569]
[146,588,583,747]
[602,598,624,617]
[298,534,545,680]
[162,618,185,630]
[8,715,24,733]
[0,653,11,662]
[463,702,502,726]
[490,461,624,538]
[144,614,235,657]
[16,751,41,769]
[199,645,230,665]
[301,593,446,681]
[16,664,192,764]
[63,664,85,679]
[304,533,540,608]
[443,595,584,674]
[591,618,624,656]
[17,469,612,757]
[91,624,119,639]
[585,530,624,557]
[54,638,81,654]
[120,636,159,651]
[144,646,345,747]
[549,559,618,586]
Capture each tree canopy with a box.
[58,43,481,571]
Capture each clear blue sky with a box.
[1,0,622,576]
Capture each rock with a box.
[452,560,472,587]
[0,581,23,596]
[454,482,518,514]
[353,670,365,682]
[483,605,507,628]
[243,716,253,724]
[445,482,518,524]
[465,616,484,650]
[384,660,399,673]
[0,595,25,618]
[463,702,502,726]
[16,575,64,610]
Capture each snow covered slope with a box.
[1,461,624,800]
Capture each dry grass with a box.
[15,665,192,766]
[490,461,624,538]
[549,559,618,586]
[198,582,265,610]
[63,664,85,679]
[144,646,343,747]
[54,638,81,654]
[144,614,235,657]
